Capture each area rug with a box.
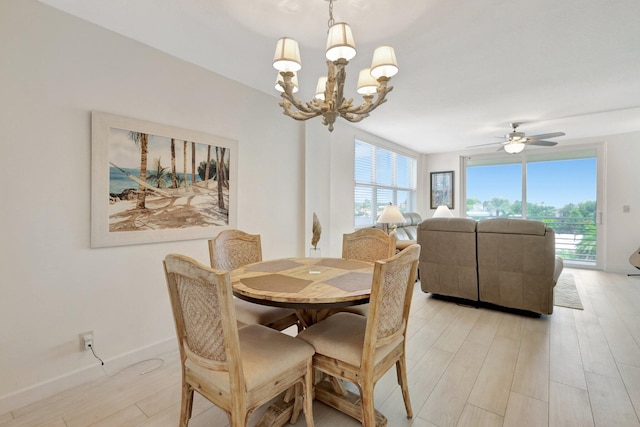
[554,273,584,310]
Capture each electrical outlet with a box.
[79,331,94,351]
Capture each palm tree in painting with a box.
[170,138,178,188]
[148,157,169,188]
[129,131,149,209]
[191,142,196,185]
[204,145,211,186]
[215,147,226,209]
[220,147,229,188]
[183,141,188,188]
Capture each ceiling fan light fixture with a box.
[504,142,525,154]
[508,131,526,142]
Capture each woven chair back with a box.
[164,254,237,366]
[209,229,262,271]
[367,245,420,345]
[342,228,395,263]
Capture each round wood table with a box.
[231,257,374,328]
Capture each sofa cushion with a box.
[420,217,477,233]
[476,218,546,236]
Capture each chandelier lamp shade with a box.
[272,0,398,131]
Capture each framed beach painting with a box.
[430,170,454,209]
[91,111,238,247]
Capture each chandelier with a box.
[272,0,399,132]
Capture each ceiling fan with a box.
[469,123,565,154]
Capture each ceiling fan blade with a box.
[466,141,506,148]
[527,140,558,146]
[526,132,565,140]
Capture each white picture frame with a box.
[91,111,238,247]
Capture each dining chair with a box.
[342,228,396,263]
[208,229,300,331]
[340,228,396,316]
[163,253,315,427]
[297,244,421,427]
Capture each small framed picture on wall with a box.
[430,170,454,209]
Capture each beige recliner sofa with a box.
[418,217,563,315]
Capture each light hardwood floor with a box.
[3,268,640,427]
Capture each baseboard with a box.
[0,337,178,415]
[604,264,640,275]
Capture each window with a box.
[354,140,417,227]
[464,149,598,266]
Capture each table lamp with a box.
[432,205,453,218]
[377,204,406,234]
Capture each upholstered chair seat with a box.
[297,312,403,367]
[184,324,315,393]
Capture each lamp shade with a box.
[432,205,453,218]
[326,22,356,61]
[273,37,302,72]
[504,142,525,154]
[275,72,298,93]
[377,204,406,224]
[370,46,398,79]
[314,76,328,100]
[356,68,378,95]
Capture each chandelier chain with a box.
[327,0,334,28]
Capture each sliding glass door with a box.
[464,148,600,267]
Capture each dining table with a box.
[231,256,389,427]
[231,256,374,327]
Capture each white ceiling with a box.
[38,0,640,154]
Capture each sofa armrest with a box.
[553,256,564,284]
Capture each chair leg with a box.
[290,383,303,424]
[396,357,413,419]
[180,381,194,427]
[230,409,250,427]
[303,360,315,427]
[359,379,376,427]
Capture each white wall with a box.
[0,0,305,410]
[420,134,640,273]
